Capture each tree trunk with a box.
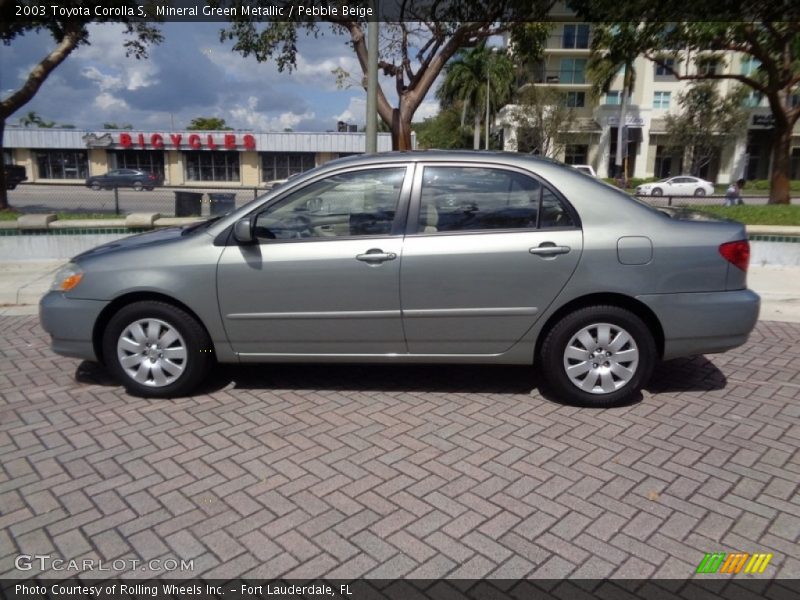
[391,108,414,151]
[768,122,792,205]
[0,119,8,211]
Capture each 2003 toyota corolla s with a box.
[40,152,759,406]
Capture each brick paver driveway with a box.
[1,315,799,579]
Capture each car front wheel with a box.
[651,188,663,196]
[102,301,213,398]
[539,305,656,407]
[90,182,101,191]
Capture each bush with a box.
[743,179,800,191]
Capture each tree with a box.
[219,1,555,151]
[502,86,577,157]
[0,8,161,209]
[413,106,472,149]
[18,111,55,128]
[436,44,515,149]
[186,117,234,130]
[571,0,800,203]
[664,81,749,176]
[103,122,134,129]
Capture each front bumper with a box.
[637,289,760,360]
[39,292,108,362]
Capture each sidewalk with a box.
[2,260,799,322]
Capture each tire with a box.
[133,181,144,191]
[91,182,101,191]
[651,188,663,196]
[694,188,706,196]
[145,187,154,191]
[539,305,656,407]
[102,301,214,398]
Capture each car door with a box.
[400,163,583,355]
[217,165,412,357]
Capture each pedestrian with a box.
[724,178,746,206]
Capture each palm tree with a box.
[588,24,641,179]
[18,111,55,128]
[437,44,516,150]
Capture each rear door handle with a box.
[529,244,571,257]
[356,249,397,264]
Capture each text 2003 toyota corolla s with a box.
[40,152,759,407]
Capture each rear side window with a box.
[417,166,573,233]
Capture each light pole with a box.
[365,0,379,154]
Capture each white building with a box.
[499,8,800,183]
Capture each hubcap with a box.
[116,318,187,388]
[563,322,639,395]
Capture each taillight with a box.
[719,240,750,272]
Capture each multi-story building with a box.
[499,6,800,183]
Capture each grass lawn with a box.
[687,205,800,226]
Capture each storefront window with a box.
[261,152,316,181]
[184,151,240,182]
[35,150,88,179]
[110,150,165,176]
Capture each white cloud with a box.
[81,67,123,91]
[228,96,315,131]
[94,92,129,111]
[413,99,440,121]
[335,96,366,125]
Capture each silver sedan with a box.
[40,152,759,406]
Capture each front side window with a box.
[254,167,406,241]
[35,150,88,179]
[653,91,671,109]
[185,151,240,181]
[416,166,575,233]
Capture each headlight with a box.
[51,263,84,292]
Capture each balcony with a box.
[544,34,592,53]
[522,69,590,87]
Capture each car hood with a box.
[73,226,188,261]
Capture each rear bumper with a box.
[39,292,108,362]
[637,289,760,360]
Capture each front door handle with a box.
[356,249,397,264]
[529,244,571,257]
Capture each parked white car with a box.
[636,176,715,197]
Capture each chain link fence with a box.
[5,183,272,217]
[4,182,782,218]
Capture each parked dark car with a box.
[42,152,759,406]
[4,164,27,190]
[85,169,163,191]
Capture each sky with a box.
[1,22,442,132]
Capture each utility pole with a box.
[615,62,630,180]
[365,1,379,154]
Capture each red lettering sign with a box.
[151,134,164,148]
[170,134,182,148]
[206,134,217,150]
[243,134,256,150]
[224,134,236,149]
[188,134,201,149]
[115,132,256,151]
[137,133,146,149]
[119,133,132,148]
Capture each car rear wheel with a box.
[133,182,144,191]
[102,301,213,398]
[91,182,101,191]
[539,305,656,407]
[694,188,706,196]
[651,188,663,196]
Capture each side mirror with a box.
[233,216,255,244]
